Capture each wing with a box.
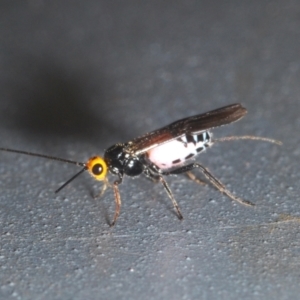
[128,103,247,155]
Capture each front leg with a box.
[93,178,111,199]
[110,173,123,227]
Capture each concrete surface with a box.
[0,1,299,299]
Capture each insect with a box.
[0,103,281,226]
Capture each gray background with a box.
[0,1,299,299]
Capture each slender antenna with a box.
[55,167,88,193]
[0,147,89,193]
[214,136,282,145]
[0,147,86,166]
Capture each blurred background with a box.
[0,1,299,299]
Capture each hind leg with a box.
[164,163,254,207]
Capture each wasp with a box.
[0,104,281,226]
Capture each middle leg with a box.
[147,171,183,220]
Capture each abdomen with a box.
[146,131,212,170]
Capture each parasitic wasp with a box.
[0,104,281,226]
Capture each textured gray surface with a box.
[0,1,299,299]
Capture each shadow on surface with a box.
[0,55,127,147]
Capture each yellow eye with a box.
[86,156,108,181]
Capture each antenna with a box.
[0,147,86,166]
[214,136,282,145]
[0,147,87,192]
[55,167,87,193]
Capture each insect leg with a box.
[162,165,206,185]
[192,163,254,206]
[144,169,160,183]
[157,175,183,220]
[185,171,206,185]
[93,178,110,199]
[111,174,123,227]
[164,163,254,206]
